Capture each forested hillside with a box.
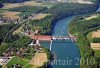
[0,0,30,3]
[43,3,98,30]
[0,1,3,8]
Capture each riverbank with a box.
[0,2,100,68]
[68,12,100,68]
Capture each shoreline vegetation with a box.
[0,0,100,68]
[68,12,100,68]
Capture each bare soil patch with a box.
[30,53,47,68]
[85,14,99,20]
[23,1,42,6]
[2,1,43,9]
[3,3,23,9]
[33,13,50,20]
[1,11,21,19]
[92,30,100,38]
[91,43,100,50]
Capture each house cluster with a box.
[0,57,11,65]
[0,17,20,25]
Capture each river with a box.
[41,5,100,68]
[41,16,80,68]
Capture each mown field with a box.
[7,56,32,68]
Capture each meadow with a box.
[7,56,32,68]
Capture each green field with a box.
[0,9,7,16]
[42,2,54,8]
[94,50,100,57]
[86,32,93,43]
[8,6,47,16]
[7,56,32,68]
[0,9,6,12]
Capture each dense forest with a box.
[42,3,99,32]
[8,6,47,17]
[68,13,100,68]
[0,24,16,45]
[0,1,3,8]
[0,0,30,3]
[24,15,53,35]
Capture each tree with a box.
[0,44,8,56]
[0,1,3,8]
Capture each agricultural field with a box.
[87,30,100,57]
[32,13,51,20]
[0,0,54,19]
[7,56,32,68]
[8,6,47,17]
[92,30,100,38]
[13,25,24,35]
[0,9,7,16]
[94,50,100,57]
[2,1,54,9]
[0,9,7,13]
[1,11,21,19]
[85,14,99,20]
[30,53,48,68]
[2,3,23,9]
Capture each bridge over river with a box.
[28,5,100,68]
[28,34,76,42]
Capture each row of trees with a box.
[43,3,98,20]
[92,38,100,43]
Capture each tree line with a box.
[0,0,30,3]
[42,3,99,33]
[68,13,100,68]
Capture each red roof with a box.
[31,35,52,41]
